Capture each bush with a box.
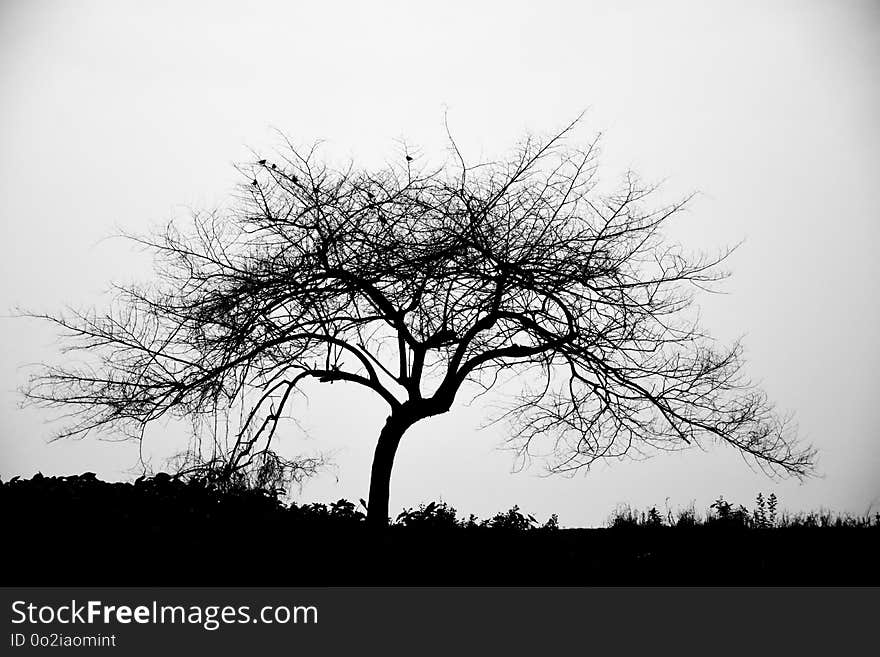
[482,505,538,531]
[708,496,752,529]
[395,502,459,530]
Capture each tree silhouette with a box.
[22,117,815,527]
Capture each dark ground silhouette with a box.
[3,473,877,586]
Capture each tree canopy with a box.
[23,117,815,525]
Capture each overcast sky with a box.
[1,0,878,527]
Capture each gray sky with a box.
[1,0,878,527]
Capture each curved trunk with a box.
[366,413,413,529]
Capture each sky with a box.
[1,0,878,527]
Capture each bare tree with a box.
[22,117,815,527]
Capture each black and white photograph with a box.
[1,0,878,653]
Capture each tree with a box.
[22,117,815,528]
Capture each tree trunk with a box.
[366,413,412,529]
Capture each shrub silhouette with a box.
[287,499,367,528]
[708,496,752,529]
[396,501,460,530]
[2,473,877,585]
[482,505,537,531]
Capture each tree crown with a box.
[22,118,816,483]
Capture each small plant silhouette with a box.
[752,492,780,528]
[645,506,664,527]
[754,493,767,528]
[709,496,751,528]
[768,493,778,526]
[395,501,459,530]
[484,505,537,531]
[542,514,560,531]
